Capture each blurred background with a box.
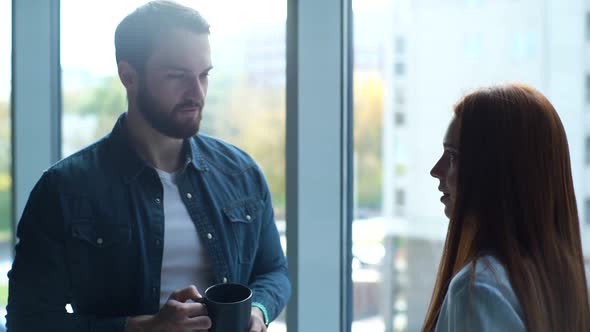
[1,0,590,331]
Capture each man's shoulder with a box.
[192,134,258,174]
[44,135,110,182]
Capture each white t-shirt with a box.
[156,168,215,306]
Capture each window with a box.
[61,1,286,330]
[395,36,406,55]
[394,188,406,217]
[512,32,537,61]
[394,112,405,126]
[586,198,590,225]
[395,189,406,207]
[586,12,590,42]
[395,62,406,76]
[396,87,405,105]
[0,0,11,319]
[465,34,484,59]
[465,0,483,6]
[353,1,590,331]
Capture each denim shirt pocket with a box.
[71,223,131,248]
[68,222,132,285]
[222,197,264,264]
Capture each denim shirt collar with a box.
[108,113,207,183]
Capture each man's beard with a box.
[137,82,203,139]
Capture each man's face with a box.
[137,28,212,139]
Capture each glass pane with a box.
[61,1,286,330]
[352,0,590,331]
[0,0,11,322]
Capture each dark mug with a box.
[198,283,253,332]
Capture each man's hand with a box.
[249,307,267,332]
[126,285,211,332]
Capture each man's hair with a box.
[115,0,210,71]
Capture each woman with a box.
[424,84,590,332]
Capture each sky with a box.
[0,0,396,100]
[59,0,287,77]
[0,0,290,98]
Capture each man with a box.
[6,1,290,331]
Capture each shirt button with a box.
[152,287,157,293]
[207,233,213,240]
[155,239,161,246]
[186,193,192,199]
[222,277,228,283]
[246,214,252,221]
[96,238,103,245]
[155,198,161,204]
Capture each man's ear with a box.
[118,61,139,92]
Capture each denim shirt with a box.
[6,114,291,331]
[434,256,525,332]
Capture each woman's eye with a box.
[448,152,457,163]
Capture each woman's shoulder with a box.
[449,255,520,306]
[448,255,523,318]
[449,255,512,295]
[435,256,525,332]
